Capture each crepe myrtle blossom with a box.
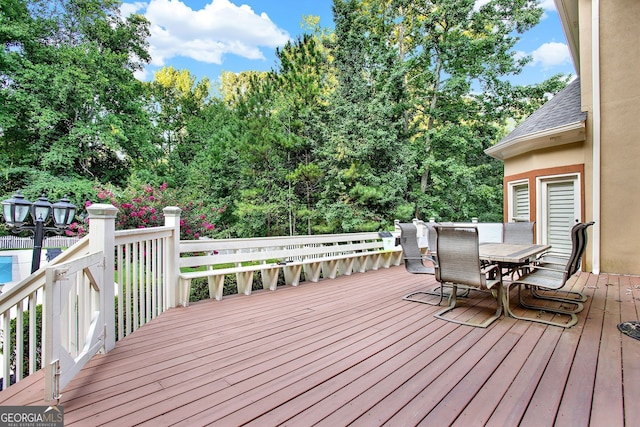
[68,184,225,240]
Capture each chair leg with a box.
[403,282,470,306]
[433,284,472,298]
[530,287,587,303]
[434,285,503,328]
[518,285,583,314]
[503,283,578,328]
[403,284,445,306]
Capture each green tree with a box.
[231,75,292,236]
[319,0,413,232]
[0,0,155,189]
[182,98,242,237]
[396,0,566,221]
[271,33,333,235]
[147,66,211,184]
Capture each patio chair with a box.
[501,221,535,279]
[504,222,594,328]
[433,226,503,328]
[424,221,438,263]
[535,222,583,269]
[398,223,441,305]
[532,221,594,304]
[503,221,535,244]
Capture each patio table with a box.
[479,243,551,265]
[479,242,552,319]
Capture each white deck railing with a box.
[1,207,504,401]
[0,205,510,400]
[0,205,181,400]
[0,204,398,399]
[43,251,106,400]
[0,236,91,391]
[114,225,176,340]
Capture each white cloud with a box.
[133,68,150,81]
[530,42,571,68]
[538,0,557,12]
[120,0,290,67]
[538,0,558,19]
[120,2,147,17]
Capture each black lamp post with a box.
[1,191,77,273]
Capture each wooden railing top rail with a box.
[179,232,385,254]
[0,236,90,314]
[179,240,386,269]
[115,226,174,245]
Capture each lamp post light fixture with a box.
[1,191,77,274]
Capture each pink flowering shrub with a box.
[65,220,87,237]
[73,183,225,240]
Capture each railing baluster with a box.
[145,240,151,323]
[153,238,158,319]
[133,242,139,332]
[126,242,132,336]
[162,236,168,311]
[117,244,124,341]
[152,238,158,319]
[61,279,71,355]
[15,302,23,381]
[29,292,37,375]
[2,312,10,390]
[78,270,87,357]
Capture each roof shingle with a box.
[498,77,586,145]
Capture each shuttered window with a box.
[511,182,529,222]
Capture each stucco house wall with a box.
[488,0,640,275]
[595,2,640,274]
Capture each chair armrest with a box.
[527,263,569,274]
[404,255,435,261]
[536,254,568,265]
[481,263,501,279]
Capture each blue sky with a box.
[120,0,575,89]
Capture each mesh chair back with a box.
[425,222,438,253]
[435,226,485,289]
[398,223,431,274]
[570,221,595,275]
[503,221,534,244]
[560,222,587,281]
[424,222,439,265]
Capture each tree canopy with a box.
[0,0,570,237]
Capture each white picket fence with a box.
[0,235,80,249]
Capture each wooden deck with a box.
[1,266,639,426]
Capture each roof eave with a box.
[555,0,580,74]
[485,121,586,161]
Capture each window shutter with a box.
[546,181,575,258]
[512,183,529,222]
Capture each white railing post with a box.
[163,207,182,308]
[87,204,118,353]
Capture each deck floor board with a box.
[0,266,637,427]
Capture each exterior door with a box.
[539,175,581,258]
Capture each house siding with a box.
[590,0,640,274]
[497,0,640,275]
